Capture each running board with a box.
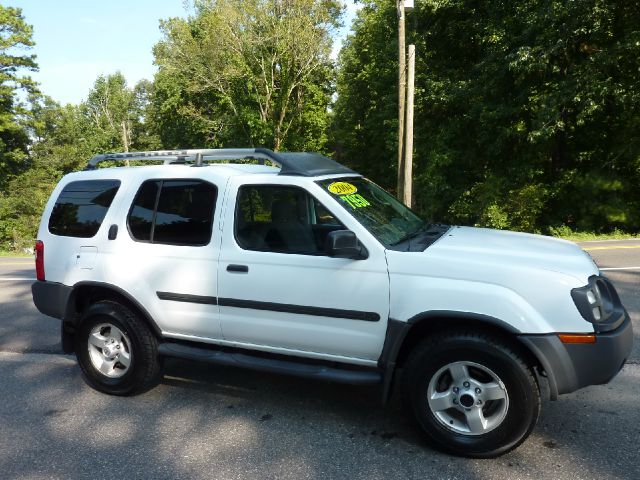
[159,342,382,386]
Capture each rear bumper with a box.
[519,312,633,399]
[32,280,72,320]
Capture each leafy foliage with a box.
[331,1,399,190]
[0,5,38,190]
[0,72,154,250]
[334,0,640,233]
[1,1,639,251]
[151,0,341,152]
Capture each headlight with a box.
[571,275,624,332]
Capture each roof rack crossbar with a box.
[85,147,357,177]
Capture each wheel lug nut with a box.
[475,388,481,394]
[463,381,470,389]
[477,399,482,405]
[453,398,458,404]
[453,387,459,394]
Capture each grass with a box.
[548,226,640,242]
[0,251,32,257]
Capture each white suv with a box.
[32,148,633,457]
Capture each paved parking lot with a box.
[1,239,639,480]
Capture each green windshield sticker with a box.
[328,181,357,195]
[340,193,371,209]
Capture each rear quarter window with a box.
[48,180,121,238]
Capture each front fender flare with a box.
[377,311,524,404]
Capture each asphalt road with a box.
[0,239,639,480]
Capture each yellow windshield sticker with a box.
[340,193,370,209]
[328,181,357,195]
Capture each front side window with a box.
[48,180,121,238]
[317,177,429,247]
[235,185,344,254]
[127,179,217,246]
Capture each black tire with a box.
[75,300,162,395]
[401,330,540,458]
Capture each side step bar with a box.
[159,342,382,386]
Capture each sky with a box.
[9,0,360,106]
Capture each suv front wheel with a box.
[402,330,540,458]
[75,300,162,395]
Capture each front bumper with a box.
[519,312,633,399]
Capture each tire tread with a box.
[76,300,162,395]
[401,328,540,458]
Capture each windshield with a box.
[317,177,428,247]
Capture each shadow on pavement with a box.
[1,354,639,480]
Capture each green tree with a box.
[0,5,38,190]
[0,96,87,250]
[331,1,398,191]
[333,0,640,233]
[151,0,341,151]
[84,72,159,154]
[0,73,158,251]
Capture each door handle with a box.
[227,264,249,273]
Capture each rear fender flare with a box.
[61,281,162,353]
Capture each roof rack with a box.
[85,148,356,177]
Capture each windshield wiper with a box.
[390,224,431,246]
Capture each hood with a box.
[427,226,598,282]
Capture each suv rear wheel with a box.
[402,330,540,458]
[75,300,162,395]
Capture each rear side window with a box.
[128,181,159,241]
[48,180,121,238]
[127,179,217,246]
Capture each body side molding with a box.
[155,292,380,321]
[218,297,380,322]
[157,291,218,305]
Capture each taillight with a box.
[35,240,45,281]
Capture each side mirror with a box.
[325,230,368,260]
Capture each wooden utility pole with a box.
[404,44,415,208]
[396,0,406,200]
[121,120,130,166]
